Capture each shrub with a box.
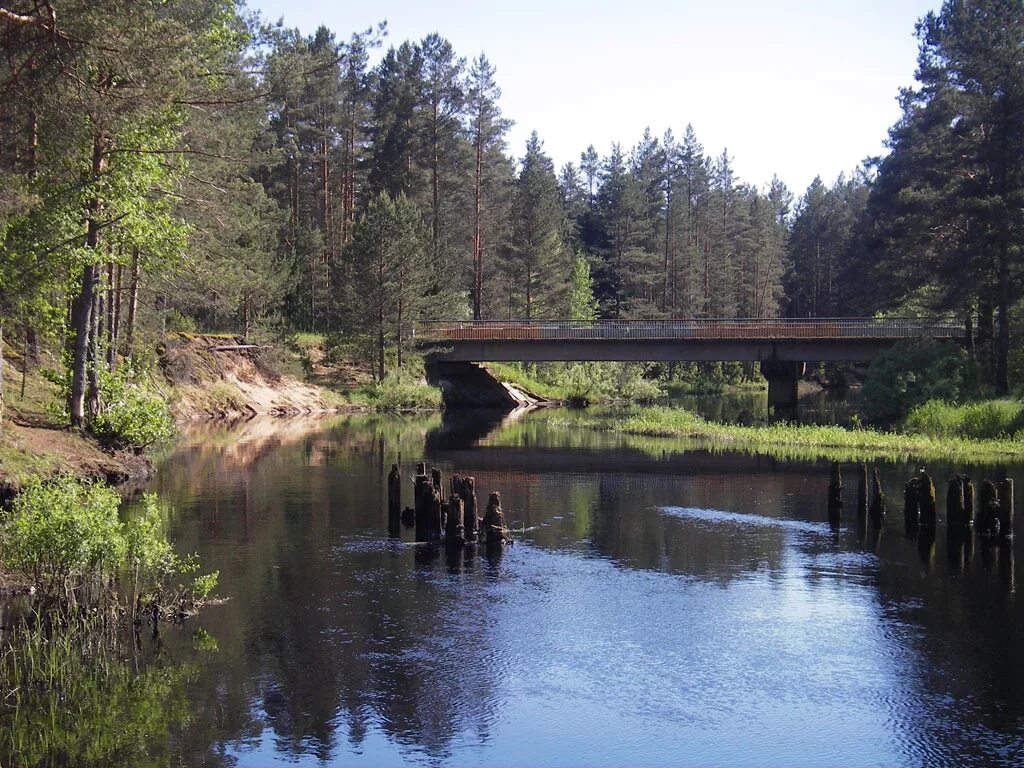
[1,475,217,616]
[860,340,970,425]
[89,366,175,450]
[362,371,443,411]
[2,476,125,600]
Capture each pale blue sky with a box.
[246,0,939,195]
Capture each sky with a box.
[246,0,940,195]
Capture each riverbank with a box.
[0,332,442,499]
[545,405,1024,462]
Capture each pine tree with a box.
[466,55,513,319]
[869,0,1024,391]
[507,132,570,319]
[346,192,430,379]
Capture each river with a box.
[12,405,1024,766]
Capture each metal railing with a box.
[415,318,964,342]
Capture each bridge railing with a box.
[415,318,964,342]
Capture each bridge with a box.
[416,318,963,409]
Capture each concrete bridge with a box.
[417,318,963,409]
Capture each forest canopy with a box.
[1,0,1022,425]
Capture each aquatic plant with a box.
[544,406,1024,462]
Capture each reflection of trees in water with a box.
[0,619,205,768]
[868,527,1022,768]
[150,415,500,766]
[144,413,1024,766]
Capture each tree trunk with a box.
[87,280,102,419]
[996,226,1011,395]
[70,262,99,429]
[70,133,106,428]
[473,120,483,320]
[124,247,141,359]
[106,262,117,372]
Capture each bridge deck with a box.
[416,318,962,343]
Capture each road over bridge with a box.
[417,318,963,409]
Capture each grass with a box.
[0,442,62,489]
[355,372,443,411]
[544,404,1024,462]
[904,399,1024,440]
[486,362,569,401]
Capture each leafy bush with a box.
[609,363,664,403]
[90,366,175,450]
[1,475,217,616]
[859,340,970,425]
[905,399,1024,439]
[362,371,443,411]
[163,309,197,334]
[2,475,125,600]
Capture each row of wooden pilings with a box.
[827,461,1015,538]
[387,462,513,547]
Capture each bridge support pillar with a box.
[760,360,805,411]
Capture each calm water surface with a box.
[124,409,1024,767]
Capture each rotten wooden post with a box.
[461,475,480,542]
[446,474,465,545]
[869,468,886,520]
[904,477,920,536]
[414,467,430,541]
[388,464,401,522]
[918,470,937,528]
[483,491,509,547]
[828,461,843,523]
[998,477,1014,538]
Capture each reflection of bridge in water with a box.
[418,318,963,409]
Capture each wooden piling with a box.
[414,469,432,542]
[904,477,920,535]
[918,470,937,527]
[462,475,479,542]
[445,495,465,545]
[388,464,401,521]
[483,491,508,546]
[869,468,886,520]
[998,477,1014,538]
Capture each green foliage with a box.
[0,476,217,614]
[89,366,175,451]
[359,371,443,411]
[2,476,125,601]
[568,254,599,321]
[488,361,663,405]
[859,340,970,424]
[548,405,1024,462]
[905,399,1024,440]
[343,192,432,379]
